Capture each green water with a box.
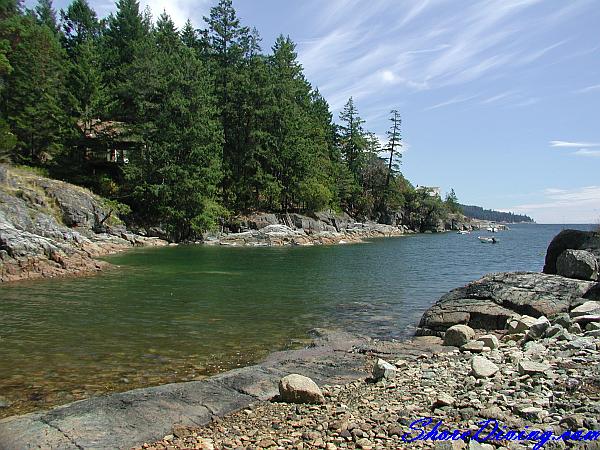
[0,224,594,416]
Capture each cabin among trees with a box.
[76,119,138,164]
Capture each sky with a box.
[28,0,600,223]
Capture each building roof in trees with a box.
[77,119,140,142]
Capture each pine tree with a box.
[338,97,366,177]
[35,0,58,33]
[384,109,401,189]
[204,0,250,204]
[1,14,69,164]
[180,19,198,49]
[60,0,99,56]
[125,12,223,240]
[102,0,146,122]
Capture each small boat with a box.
[486,226,499,233]
[457,230,470,235]
[479,236,498,244]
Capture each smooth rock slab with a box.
[278,374,325,404]
[0,380,251,450]
[471,356,499,378]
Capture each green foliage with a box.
[35,0,58,33]
[13,163,49,177]
[298,178,332,212]
[0,0,458,240]
[60,0,99,55]
[444,188,461,214]
[460,204,533,223]
[101,0,146,122]
[405,187,447,232]
[0,13,70,165]
[102,197,131,216]
[123,13,222,240]
[0,118,15,161]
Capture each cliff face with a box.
[0,165,166,283]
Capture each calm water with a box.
[0,223,594,416]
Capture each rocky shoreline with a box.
[0,229,599,449]
[0,165,168,283]
[0,164,481,283]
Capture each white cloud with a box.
[424,95,479,111]
[508,186,600,223]
[550,140,600,148]
[296,0,588,117]
[380,70,396,83]
[575,83,600,94]
[574,149,600,158]
[140,0,211,27]
[480,90,517,105]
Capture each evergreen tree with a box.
[180,18,199,50]
[102,0,146,122]
[338,97,368,212]
[338,97,366,177]
[444,188,461,214]
[60,0,99,56]
[384,109,401,189]
[204,0,250,204]
[68,38,105,123]
[125,12,222,240]
[35,0,58,33]
[1,13,69,164]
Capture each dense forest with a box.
[460,205,534,223]
[0,0,461,240]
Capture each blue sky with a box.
[29,0,600,223]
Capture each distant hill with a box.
[460,204,534,223]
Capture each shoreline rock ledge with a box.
[417,229,600,337]
[0,164,167,283]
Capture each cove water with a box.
[0,223,594,416]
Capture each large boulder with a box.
[556,249,599,281]
[417,272,593,335]
[443,324,475,347]
[278,374,325,404]
[543,229,600,275]
[584,283,600,300]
